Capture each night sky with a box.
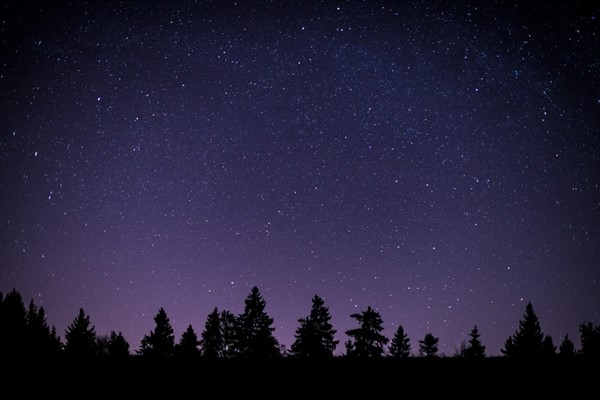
[1,1,599,355]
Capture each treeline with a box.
[1,287,599,360]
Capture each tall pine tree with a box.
[178,324,200,358]
[220,310,238,358]
[139,308,175,357]
[464,325,485,358]
[290,295,338,358]
[0,289,27,357]
[236,286,280,358]
[502,302,545,358]
[579,322,600,359]
[25,299,62,356]
[345,306,388,358]
[65,308,97,357]
[200,308,223,358]
[389,325,411,358]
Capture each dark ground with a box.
[7,357,597,396]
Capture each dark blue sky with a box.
[1,0,599,355]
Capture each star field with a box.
[1,1,599,355]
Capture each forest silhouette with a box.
[1,286,598,361]
[3,286,599,396]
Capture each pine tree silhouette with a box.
[579,321,600,359]
[542,335,556,357]
[0,289,27,357]
[389,325,411,358]
[290,295,338,358]
[220,310,238,358]
[25,299,61,356]
[236,286,280,358]
[502,302,545,358]
[178,324,200,358]
[108,331,130,358]
[65,308,97,357]
[96,334,110,356]
[558,334,576,358]
[464,325,485,358]
[419,333,439,357]
[200,308,223,358]
[139,308,175,357]
[345,306,388,358]
[6,285,599,364]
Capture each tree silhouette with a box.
[0,289,27,357]
[236,286,280,358]
[139,308,175,357]
[558,334,575,357]
[25,299,61,356]
[96,334,110,356]
[502,302,545,358]
[200,308,223,358]
[177,324,200,358]
[345,306,388,358]
[220,310,238,358]
[464,325,485,359]
[579,321,600,358]
[419,333,439,357]
[454,341,468,358]
[65,308,97,357]
[389,325,411,358]
[5,286,599,363]
[542,335,556,357]
[108,331,130,358]
[290,295,338,358]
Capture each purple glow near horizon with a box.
[1,1,599,355]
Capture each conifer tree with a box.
[290,295,338,358]
[65,308,97,357]
[25,299,62,356]
[220,310,238,358]
[236,286,280,358]
[579,322,600,358]
[389,325,411,358]
[502,302,545,358]
[542,335,556,357]
[345,306,388,358]
[464,325,485,358]
[0,289,27,357]
[178,324,200,357]
[419,333,439,357]
[139,307,175,357]
[200,308,223,358]
[558,334,576,357]
[108,331,130,358]
[96,334,110,356]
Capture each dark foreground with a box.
[8,357,598,395]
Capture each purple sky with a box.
[1,1,599,355]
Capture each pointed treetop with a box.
[65,308,97,357]
[178,324,200,357]
[290,294,338,358]
[236,286,280,358]
[389,324,411,358]
[464,325,486,358]
[139,307,175,357]
[200,308,223,358]
[502,301,545,358]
